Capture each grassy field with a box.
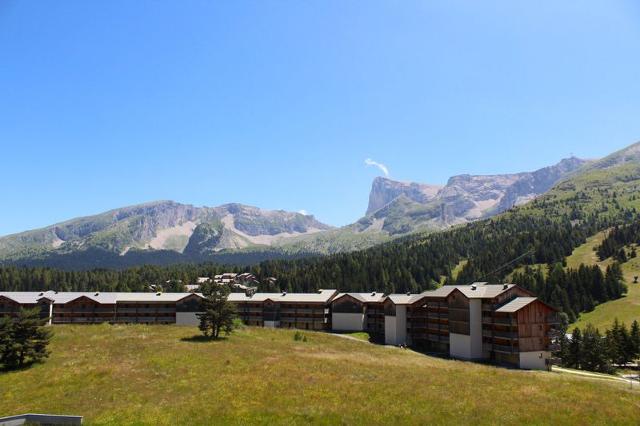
[572,256,640,331]
[1,325,639,425]
[564,230,613,270]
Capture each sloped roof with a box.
[227,289,338,303]
[495,297,538,313]
[456,283,517,299]
[0,291,202,305]
[332,292,386,304]
[386,294,421,305]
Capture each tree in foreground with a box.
[0,308,52,370]
[197,283,237,339]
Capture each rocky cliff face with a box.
[0,201,333,260]
[366,178,443,215]
[363,157,590,234]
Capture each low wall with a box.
[176,312,201,326]
[519,351,551,370]
[0,413,83,425]
[449,333,472,359]
[331,313,365,331]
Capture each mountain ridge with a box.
[0,201,332,262]
[2,144,637,270]
[363,156,590,234]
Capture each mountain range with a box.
[2,145,635,269]
[356,157,588,235]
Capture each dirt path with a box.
[552,366,639,389]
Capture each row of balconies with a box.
[484,316,517,326]
[280,308,326,314]
[237,307,263,313]
[280,317,326,324]
[50,307,116,313]
[116,307,176,313]
[53,318,112,324]
[112,317,176,323]
[483,329,519,339]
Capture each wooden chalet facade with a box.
[0,283,559,370]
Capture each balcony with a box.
[280,308,324,315]
[492,330,519,340]
[428,334,449,342]
[493,344,518,354]
[55,309,116,315]
[492,317,517,326]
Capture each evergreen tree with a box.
[630,320,640,360]
[0,308,52,370]
[581,324,611,373]
[0,316,12,369]
[196,284,237,339]
[566,327,582,368]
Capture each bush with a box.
[293,331,308,342]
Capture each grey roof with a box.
[495,297,538,313]
[0,291,202,305]
[386,294,421,305]
[456,283,516,299]
[413,283,516,300]
[228,289,338,303]
[332,292,386,304]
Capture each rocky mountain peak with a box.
[364,157,589,234]
[366,177,443,215]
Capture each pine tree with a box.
[0,308,52,370]
[196,283,237,339]
[0,316,12,369]
[630,320,640,360]
[566,327,582,368]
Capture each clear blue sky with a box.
[1,1,640,236]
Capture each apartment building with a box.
[0,291,204,326]
[0,283,558,369]
[330,292,385,335]
[228,289,337,330]
[382,283,559,369]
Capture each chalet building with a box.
[330,292,385,336]
[0,283,558,370]
[384,283,560,370]
[0,291,204,326]
[228,289,337,330]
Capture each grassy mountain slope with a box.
[1,325,637,425]
[567,233,640,330]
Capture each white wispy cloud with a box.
[364,158,389,177]
[298,209,309,215]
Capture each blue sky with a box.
[1,1,639,235]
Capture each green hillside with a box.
[569,237,640,330]
[0,325,638,425]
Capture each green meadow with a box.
[0,325,638,425]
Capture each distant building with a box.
[186,275,257,294]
